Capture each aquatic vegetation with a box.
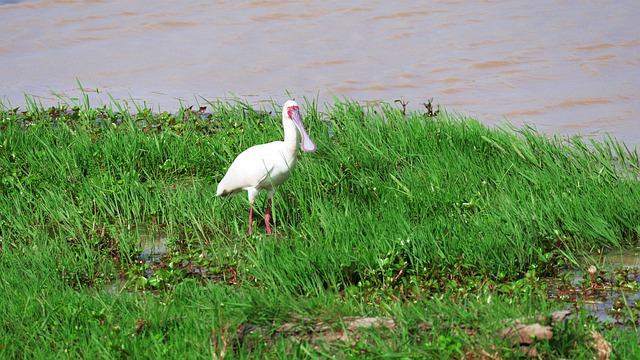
[1,97,639,358]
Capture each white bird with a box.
[216,100,316,235]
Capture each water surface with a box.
[1,1,639,143]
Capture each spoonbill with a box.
[216,100,316,235]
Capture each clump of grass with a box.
[0,95,638,357]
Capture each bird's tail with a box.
[216,178,232,197]
[216,183,226,197]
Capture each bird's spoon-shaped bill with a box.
[291,108,316,152]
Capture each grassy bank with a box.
[1,98,639,358]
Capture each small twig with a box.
[211,325,229,360]
[394,99,408,116]
[391,268,405,285]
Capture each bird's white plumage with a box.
[216,100,315,206]
[215,140,297,197]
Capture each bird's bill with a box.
[291,109,317,152]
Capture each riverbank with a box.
[1,99,639,357]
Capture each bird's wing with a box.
[216,143,278,195]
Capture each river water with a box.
[1,1,639,143]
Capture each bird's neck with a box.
[283,119,299,152]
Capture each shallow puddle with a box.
[582,291,640,324]
[137,224,168,263]
[549,249,640,326]
[596,249,640,269]
[102,224,169,294]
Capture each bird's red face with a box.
[286,104,316,152]
[287,105,299,119]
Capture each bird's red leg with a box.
[264,198,272,235]
[247,189,257,236]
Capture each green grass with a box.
[1,96,639,358]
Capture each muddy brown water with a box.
[1,1,639,143]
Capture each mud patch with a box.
[235,316,396,348]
